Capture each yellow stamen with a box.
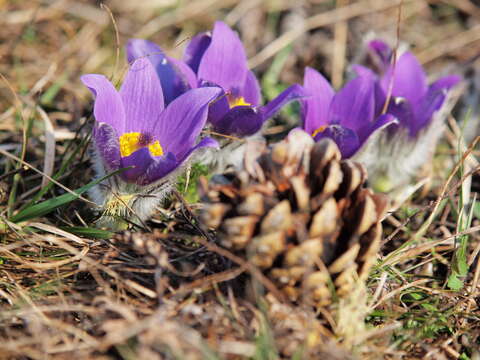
[119,132,164,157]
[312,125,327,138]
[104,194,135,217]
[228,96,251,109]
[148,140,164,156]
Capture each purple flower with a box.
[301,67,394,158]
[81,58,221,186]
[353,40,461,137]
[128,21,304,138]
[186,21,305,137]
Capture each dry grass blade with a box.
[248,0,411,68]
[331,0,349,89]
[414,136,480,241]
[36,106,56,188]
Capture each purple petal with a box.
[368,39,392,70]
[373,82,388,117]
[167,56,198,89]
[197,21,248,93]
[119,147,155,183]
[315,125,360,158]
[386,97,416,135]
[139,152,178,185]
[351,64,377,79]
[154,87,223,158]
[351,64,388,116]
[429,75,461,94]
[261,84,306,122]
[212,106,264,137]
[380,51,427,105]
[242,70,261,106]
[412,89,447,136]
[141,138,218,185]
[183,32,212,74]
[120,57,164,134]
[207,91,230,127]
[81,74,125,134]
[126,39,190,105]
[301,67,335,135]
[178,137,219,162]
[328,76,375,132]
[360,113,396,142]
[93,123,121,171]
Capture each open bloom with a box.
[128,21,304,137]
[301,67,394,157]
[353,39,461,136]
[81,57,221,187]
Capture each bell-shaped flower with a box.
[128,21,304,138]
[353,39,461,136]
[185,21,305,137]
[348,39,462,198]
[81,58,221,225]
[301,67,395,158]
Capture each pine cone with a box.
[200,133,388,307]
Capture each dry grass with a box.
[1,0,480,359]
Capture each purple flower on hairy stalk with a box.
[350,39,462,199]
[184,21,305,137]
[300,67,395,158]
[81,58,221,228]
[354,39,461,137]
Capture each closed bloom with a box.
[301,67,394,158]
[354,39,461,136]
[81,58,221,226]
[128,21,304,138]
[350,39,462,197]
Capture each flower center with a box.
[119,132,164,157]
[311,125,327,138]
[228,95,251,109]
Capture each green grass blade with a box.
[18,133,92,212]
[60,226,113,239]
[10,168,125,223]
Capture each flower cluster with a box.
[83,21,305,226]
[300,39,461,195]
[82,22,460,226]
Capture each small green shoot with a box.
[9,168,127,223]
[176,163,210,203]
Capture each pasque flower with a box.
[81,57,221,226]
[301,67,394,157]
[128,21,304,138]
[353,39,461,137]
[348,39,462,197]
